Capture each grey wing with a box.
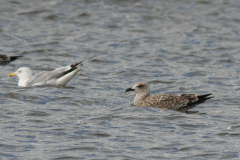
[25,66,71,86]
[25,71,51,86]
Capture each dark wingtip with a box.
[177,93,214,112]
[197,93,214,102]
[125,88,135,92]
[71,60,84,68]
[10,55,23,60]
[57,60,83,78]
[198,93,212,96]
[203,96,214,101]
[197,93,213,99]
[77,60,84,66]
[79,59,84,65]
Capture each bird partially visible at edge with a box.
[0,55,23,66]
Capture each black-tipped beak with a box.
[125,88,135,92]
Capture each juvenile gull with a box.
[9,61,83,87]
[0,55,23,66]
[125,82,213,112]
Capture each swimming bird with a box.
[9,61,83,87]
[0,55,23,66]
[125,81,213,112]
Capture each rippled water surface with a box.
[0,0,240,159]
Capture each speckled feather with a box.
[126,82,213,112]
[134,94,193,110]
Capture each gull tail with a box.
[178,93,214,112]
[60,60,84,77]
[56,60,84,86]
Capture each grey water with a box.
[0,0,240,159]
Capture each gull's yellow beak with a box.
[9,72,17,77]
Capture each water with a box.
[0,0,240,159]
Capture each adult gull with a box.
[9,61,83,87]
[125,81,213,112]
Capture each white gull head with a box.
[9,67,33,86]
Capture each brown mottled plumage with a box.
[125,82,213,112]
[0,55,23,66]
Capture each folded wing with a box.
[25,61,83,86]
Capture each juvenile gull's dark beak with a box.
[125,88,135,92]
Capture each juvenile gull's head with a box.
[125,81,150,95]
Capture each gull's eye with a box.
[138,85,144,88]
[18,70,22,73]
